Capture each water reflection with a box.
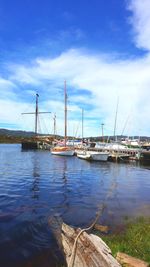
[105,167,122,225]
[62,157,67,182]
[0,145,150,267]
[31,154,40,201]
[51,156,70,218]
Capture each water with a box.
[0,144,150,266]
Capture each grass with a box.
[95,217,150,264]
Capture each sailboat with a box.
[21,94,51,150]
[76,108,109,161]
[51,81,74,156]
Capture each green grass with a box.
[95,217,150,264]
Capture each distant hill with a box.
[0,128,149,141]
[0,128,36,137]
[0,128,58,144]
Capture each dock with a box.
[75,146,142,162]
[21,141,51,150]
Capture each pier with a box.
[75,146,142,162]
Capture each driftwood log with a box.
[61,223,121,267]
[49,216,150,267]
[116,252,149,267]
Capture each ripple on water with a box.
[0,145,150,267]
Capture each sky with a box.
[0,0,150,137]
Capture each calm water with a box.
[0,144,150,267]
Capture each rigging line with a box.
[40,114,50,134]
[39,115,46,134]
[121,106,133,137]
[74,121,81,138]
[21,95,37,114]
[20,114,34,132]
[68,204,105,267]
[121,113,131,136]
[68,162,121,267]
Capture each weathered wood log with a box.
[116,252,149,267]
[61,223,121,267]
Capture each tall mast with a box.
[101,123,104,142]
[53,113,56,138]
[64,80,67,146]
[22,94,51,134]
[35,93,39,134]
[82,108,84,142]
[113,97,119,141]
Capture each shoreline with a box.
[93,216,150,264]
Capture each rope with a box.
[74,121,81,138]
[39,114,50,134]
[65,172,116,267]
[67,158,119,267]
[68,204,105,267]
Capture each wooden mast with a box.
[22,94,51,135]
[113,97,119,141]
[64,80,67,147]
[53,113,56,138]
[82,108,84,142]
[35,93,39,134]
[101,123,104,142]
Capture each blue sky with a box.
[0,0,150,137]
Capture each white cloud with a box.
[0,77,18,103]
[128,0,150,51]
[0,99,34,130]
[10,65,42,85]
[1,1,150,137]
[1,47,150,136]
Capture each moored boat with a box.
[90,151,109,161]
[51,81,74,157]
[51,146,74,156]
[77,151,109,161]
[77,152,91,160]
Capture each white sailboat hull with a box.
[77,153,91,160]
[51,147,74,156]
[77,151,109,161]
[90,152,109,161]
